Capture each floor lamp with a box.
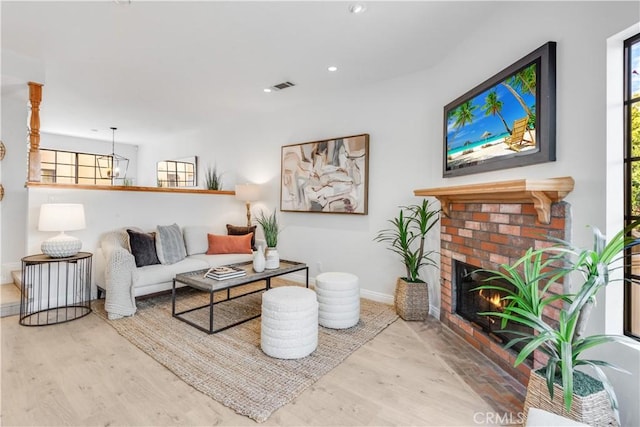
[235,184,260,227]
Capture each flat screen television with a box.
[443,42,556,177]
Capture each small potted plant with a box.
[475,223,640,425]
[374,199,440,320]
[256,209,279,269]
[204,164,223,190]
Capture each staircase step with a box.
[0,283,20,318]
[11,270,22,291]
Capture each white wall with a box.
[134,127,241,189]
[204,1,640,423]
[40,132,218,191]
[1,50,45,283]
[26,187,248,259]
[39,132,139,185]
[209,2,639,301]
[4,1,640,424]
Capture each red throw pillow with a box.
[206,233,253,255]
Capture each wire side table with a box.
[20,252,93,326]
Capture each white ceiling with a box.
[2,1,497,146]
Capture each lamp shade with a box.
[38,204,86,232]
[235,184,260,202]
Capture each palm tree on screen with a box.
[501,64,536,119]
[481,90,511,135]
[450,101,477,140]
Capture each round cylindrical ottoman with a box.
[315,272,360,329]
[261,286,318,359]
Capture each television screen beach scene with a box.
[445,61,539,173]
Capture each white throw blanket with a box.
[101,229,138,319]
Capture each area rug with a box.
[93,287,397,422]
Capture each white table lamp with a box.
[38,203,86,258]
[235,184,260,226]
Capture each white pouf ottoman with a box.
[315,272,360,329]
[260,286,318,359]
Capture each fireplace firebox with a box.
[454,260,533,359]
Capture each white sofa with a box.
[95,225,260,320]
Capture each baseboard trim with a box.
[280,273,394,304]
[359,289,394,304]
[429,305,440,319]
[282,272,312,286]
[0,302,20,318]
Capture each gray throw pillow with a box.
[156,223,187,264]
[126,229,160,267]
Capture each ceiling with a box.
[2,1,497,146]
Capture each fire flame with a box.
[479,289,506,310]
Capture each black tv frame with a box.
[443,42,556,177]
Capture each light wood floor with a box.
[1,304,520,426]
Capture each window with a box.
[156,160,196,187]
[40,149,112,186]
[624,33,640,339]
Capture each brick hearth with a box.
[439,201,570,385]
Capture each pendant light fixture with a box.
[97,127,129,184]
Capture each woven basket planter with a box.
[523,369,618,427]
[394,278,429,321]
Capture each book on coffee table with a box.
[204,265,247,280]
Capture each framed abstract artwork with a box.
[280,134,369,214]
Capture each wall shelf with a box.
[25,182,235,196]
[413,176,574,224]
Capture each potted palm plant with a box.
[256,209,279,269]
[374,199,440,320]
[475,223,640,426]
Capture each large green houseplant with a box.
[374,199,440,320]
[476,223,640,424]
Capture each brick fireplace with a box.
[414,177,574,386]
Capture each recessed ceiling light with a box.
[263,88,272,93]
[348,3,366,14]
[328,66,338,72]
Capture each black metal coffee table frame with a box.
[172,260,309,334]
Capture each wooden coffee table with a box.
[172,260,309,334]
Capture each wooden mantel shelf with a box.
[413,176,574,224]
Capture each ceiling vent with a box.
[271,81,296,91]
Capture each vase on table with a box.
[265,247,279,269]
[253,245,266,273]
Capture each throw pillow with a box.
[183,226,214,256]
[156,223,187,264]
[126,229,161,267]
[206,233,253,255]
[226,224,257,251]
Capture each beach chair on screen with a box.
[505,117,531,152]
